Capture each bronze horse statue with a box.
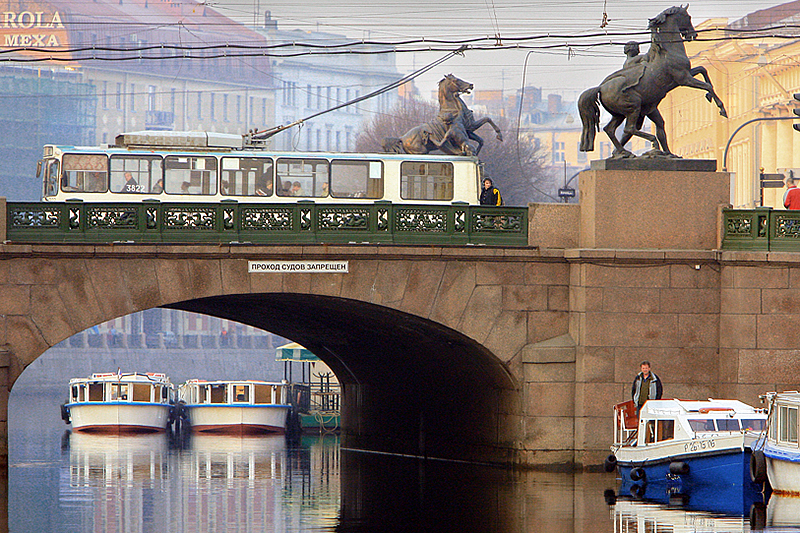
[579,5,727,158]
[384,74,502,156]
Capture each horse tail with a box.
[578,86,601,152]
[382,137,405,153]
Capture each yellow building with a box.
[661,6,800,208]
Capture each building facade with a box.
[661,2,800,208]
[252,12,400,152]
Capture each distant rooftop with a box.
[729,0,800,29]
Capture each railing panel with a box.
[6,202,529,246]
[721,208,770,251]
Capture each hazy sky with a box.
[211,0,789,98]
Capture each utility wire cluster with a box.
[2,25,799,63]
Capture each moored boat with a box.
[62,372,175,434]
[751,391,800,494]
[178,379,290,435]
[606,398,767,490]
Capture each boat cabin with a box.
[68,372,173,404]
[613,398,767,447]
[764,391,800,448]
[180,379,288,406]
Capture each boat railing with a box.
[614,400,638,445]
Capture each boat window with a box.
[742,418,766,431]
[400,161,454,200]
[276,158,328,198]
[110,383,129,401]
[688,419,716,432]
[161,386,170,401]
[330,160,383,199]
[44,159,59,197]
[88,383,103,402]
[716,419,741,431]
[233,385,250,403]
[221,157,273,197]
[165,155,217,195]
[254,385,271,404]
[779,405,799,444]
[657,419,674,441]
[62,154,108,193]
[209,384,227,404]
[644,420,656,444]
[132,383,150,402]
[71,384,83,402]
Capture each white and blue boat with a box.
[605,398,767,491]
[750,391,800,494]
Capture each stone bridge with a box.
[1,167,799,481]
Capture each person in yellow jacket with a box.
[479,178,503,205]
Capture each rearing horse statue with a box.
[579,5,727,158]
[383,74,502,156]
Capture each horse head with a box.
[440,74,474,97]
[648,5,696,41]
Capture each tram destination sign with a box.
[248,260,349,274]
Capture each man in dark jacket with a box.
[631,361,662,413]
[479,178,503,206]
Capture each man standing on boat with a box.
[631,361,662,413]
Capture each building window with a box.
[116,83,122,110]
[147,85,156,112]
[130,83,135,111]
[236,95,241,122]
[102,81,107,109]
[307,84,312,108]
[262,98,267,125]
[223,94,228,122]
[210,93,215,121]
[170,88,176,115]
[197,92,202,120]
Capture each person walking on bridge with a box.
[479,178,503,206]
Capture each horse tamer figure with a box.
[384,74,502,156]
[579,5,727,159]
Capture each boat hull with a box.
[68,403,171,434]
[187,404,290,434]
[764,443,800,494]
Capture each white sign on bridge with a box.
[248,260,349,274]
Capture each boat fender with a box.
[603,454,617,473]
[668,494,688,507]
[749,502,766,530]
[603,489,616,505]
[629,467,646,482]
[750,450,768,484]
[669,461,690,475]
[60,403,70,424]
[629,484,645,499]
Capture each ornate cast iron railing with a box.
[721,208,800,251]
[6,201,528,246]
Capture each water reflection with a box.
[766,494,800,529]
[611,498,750,533]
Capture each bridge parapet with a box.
[4,201,528,246]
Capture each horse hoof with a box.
[705,93,713,102]
[720,109,728,118]
[497,135,504,142]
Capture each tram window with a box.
[330,160,383,198]
[779,405,798,444]
[232,385,249,403]
[44,159,59,197]
[276,158,328,197]
[716,419,741,431]
[110,155,163,194]
[62,154,108,193]
[165,156,218,195]
[400,162,454,200]
[221,157,273,196]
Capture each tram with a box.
[37,131,485,205]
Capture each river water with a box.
[8,390,800,532]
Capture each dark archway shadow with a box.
[166,293,519,464]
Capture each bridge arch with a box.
[3,247,561,465]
